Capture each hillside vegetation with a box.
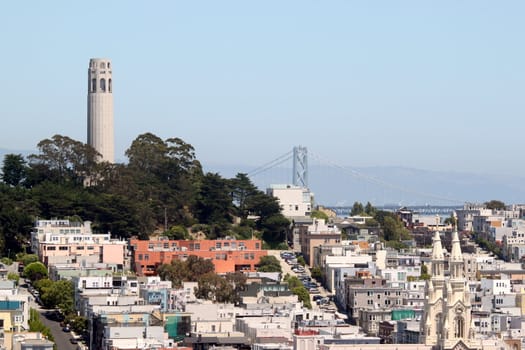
[0,133,290,256]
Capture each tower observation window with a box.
[91,78,96,92]
[108,79,112,93]
[100,78,106,92]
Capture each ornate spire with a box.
[432,231,444,261]
[450,230,463,262]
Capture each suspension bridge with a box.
[246,146,465,209]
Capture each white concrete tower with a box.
[87,58,114,163]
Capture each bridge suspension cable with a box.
[309,151,464,204]
[247,150,293,178]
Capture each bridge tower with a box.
[292,146,308,188]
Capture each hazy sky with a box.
[1,1,523,176]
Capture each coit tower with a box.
[87,58,114,163]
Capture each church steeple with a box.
[450,230,462,260]
[450,230,464,280]
[431,230,445,279]
[443,230,475,350]
[423,229,476,350]
[422,230,446,346]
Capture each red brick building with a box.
[129,238,267,275]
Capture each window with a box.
[91,78,96,92]
[216,242,222,249]
[108,78,112,92]
[77,246,84,250]
[138,254,143,261]
[100,78,106,92]
[454,317,465,338]
[87,246,94,250]
[194,243,200,250]
[144,254,149,261]
[255,243,259,249]
[47,246,56,251]
[59,246,68,251]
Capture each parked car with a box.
[63,326,71,332]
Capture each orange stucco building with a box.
[129,238,267,275]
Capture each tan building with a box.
[31,219,127,267]
[300,219,341,266]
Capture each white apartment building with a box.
[456,204,493,232]
[324,254,373,293]
[456,203,521,234]
[480,278,511,295]
[267,184,313,218]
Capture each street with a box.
[39,310,79,350]
[20,282,79,350]
[268,250,335,310]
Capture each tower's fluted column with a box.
[87,58,114,163]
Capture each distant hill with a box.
[204,162,525,207]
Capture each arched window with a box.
[435,313,442,335]
[454,317,464,338]
[100,62,106,69]
[91,78,96,92]
[108,62,111,69]
[108,79,112,93]
[100,78,106,92]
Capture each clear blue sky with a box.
[1,1,524,175]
